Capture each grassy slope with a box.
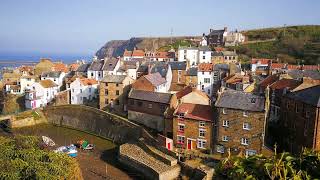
[231,25,320,64]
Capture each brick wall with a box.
[185,76,197,87]
[132,76,154,91]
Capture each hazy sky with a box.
[0,0,319,56]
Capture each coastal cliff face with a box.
[95,36,199,59]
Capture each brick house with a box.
[168,61,187,92]
[99,75,133,114]
[185,67,198,87]
[279,85,320,154]
[127,89,177,132]
[173,103,213,151]
[132,72,167,92]
[215,90,268,156]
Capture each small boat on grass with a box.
[42,136,55,147]
[54,144,78,157]
[76,140,94,150]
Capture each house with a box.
[123,49,133,61]
[168,61,187,92]
[185,67,198,88]
[132,72,167,92]
[149,51,175,62]
[173,103,213,151]
[70,78,98,104]
[150,62,172,91]
[65,74,86,90]
[20,75,36,94]
[206,27,228,47]
[222,51,238,64]
[175,86,210,105]
[5,82,21,94]
[75,63,90,76]
[251,58,273,76]
[99,75,133,114]
[120,60,139,80]
[52,62,68,73]
[198,46,212,64]
[68,63,80,72]
[123,48,145,60]
[215,90,268,156]
[224,30,245,46]
[127,89,175,132]
[199,33,208,46]
[18,66,34,76]
[103,58,120,76]
[178,47,199,66]
[279,85,320,154]
[25,79,59,109]
[40,71,66,90]
[221,73,253,92]
[197,63,214,97]
[212,51,224,64]
[87,59,104,81]
[2,72,21,85]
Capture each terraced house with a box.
[215,90,269,156]
[99,75,133,114]
[173,103,213,151]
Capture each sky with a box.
[0,0,319,59]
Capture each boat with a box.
[42,136,55,147]
[54,144,78,157]
[83,144,94,150]
[77,140,94,150]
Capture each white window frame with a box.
[177,135,185,144]
[199,128,205,137]
[199,121,205,128]
[178,123,185,132]
[241,137,249,146]
[243,122,251,130]
[245,149,257,156]
[197,139,206,149]
[222,108,227,114]
[243,111,249,117]
[222,120,229,127]
[222,136,229,142]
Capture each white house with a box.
[87,59,104,81]
[103,58,120,76]
[20,76,35,94]
[225,31,245,46]
[25,79,59,109]
[200,33,208,46]
[178,47,199,66]
[116,60,139,80]
[198,46,212,63]
[251,58,272,73]
[197,63,214,97]
[70,78,98,104]
[40,71,66,90]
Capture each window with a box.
[243,122,251,130]
[178,70,182,75]
[223,120,229,127]
[243,111,249,117]
[204,78,210,83]
[148,103,152,109]
[91,72,94,77]
[201,85,204,90]
[202,56,205,60]
[178,124,185,132]
[105,83,108,86]
[184,55,187,60]
[105,99,109,104]
[54,78,56,82]
[80,89,82,93]
[246,150,257,156]
[222,136,229,142]
[216,145,224,153]
[137,101,143,106]
[178,113,185,118]
[202,72,204,75]
[199,121,205,127]
[116,100,119,105]
[177,136,185,144]
[89,88,92,93]
[222,108,227,114]
[207,89,210,95]
[72,96,74,100]
[241,138,249,145]
[160,105,166,112]
[197,139,206,149]
[116,90,119,95]
[105,90,108,95]
[305,110,310,118]
[116,83,119,87]
[199,129,205,137]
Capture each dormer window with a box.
[178,113,185,118]
[251,98,256,103]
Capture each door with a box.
[187,139,192,150]
[167,142,171,150]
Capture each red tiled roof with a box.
[269,79,301,90]
[174,103,213,122]
[251,58,273,65]
[175,86,209,100]
[214,47,225,52]
[154,51,171,58]
[123,50,132,57]
[271,63,286,69]
[198,63,213,72]
[19,66,33,72]
[69,63,80,71]
[132,49,145,57]
[80,78,98,86]
[302,65,319,71]
[287,64,300,70]
[259,74,280,88]
[52,63,68,73]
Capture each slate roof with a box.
[174,103,213,122]
[41,71,62,78]
[288,70,320,80]
[215,90,265,112]
[76,64,90,72]
[39,79,58,88]
[198,46,211,51]
[168,62,186,70]
[186,67,198,76]
[213,64,229,71]
[269,79,301,90]
[212,51,223,56]
[208,29,225,36]
[286,85,320,107]
[144,72,166,86]
[88,60,104,71]
[101,75,127,83]
[128,89,172,104]
[103,58,119,71]
[151,63,168,78]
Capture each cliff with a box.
[95,36,200,59]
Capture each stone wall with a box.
[43,105,142,143]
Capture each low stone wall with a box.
[11,116,47,128]
[43,105,142,144]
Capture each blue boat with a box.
[54,144,78,157]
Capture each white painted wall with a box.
[20,77,35,93]
[70,78,98,104]
[199,50,212,63]
[87,70,103,81]
[197,71,214,97]
[178,48,199,66]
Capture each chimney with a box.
[203,33,205,37]
[210,29,213,33]
[224,27,228,32]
